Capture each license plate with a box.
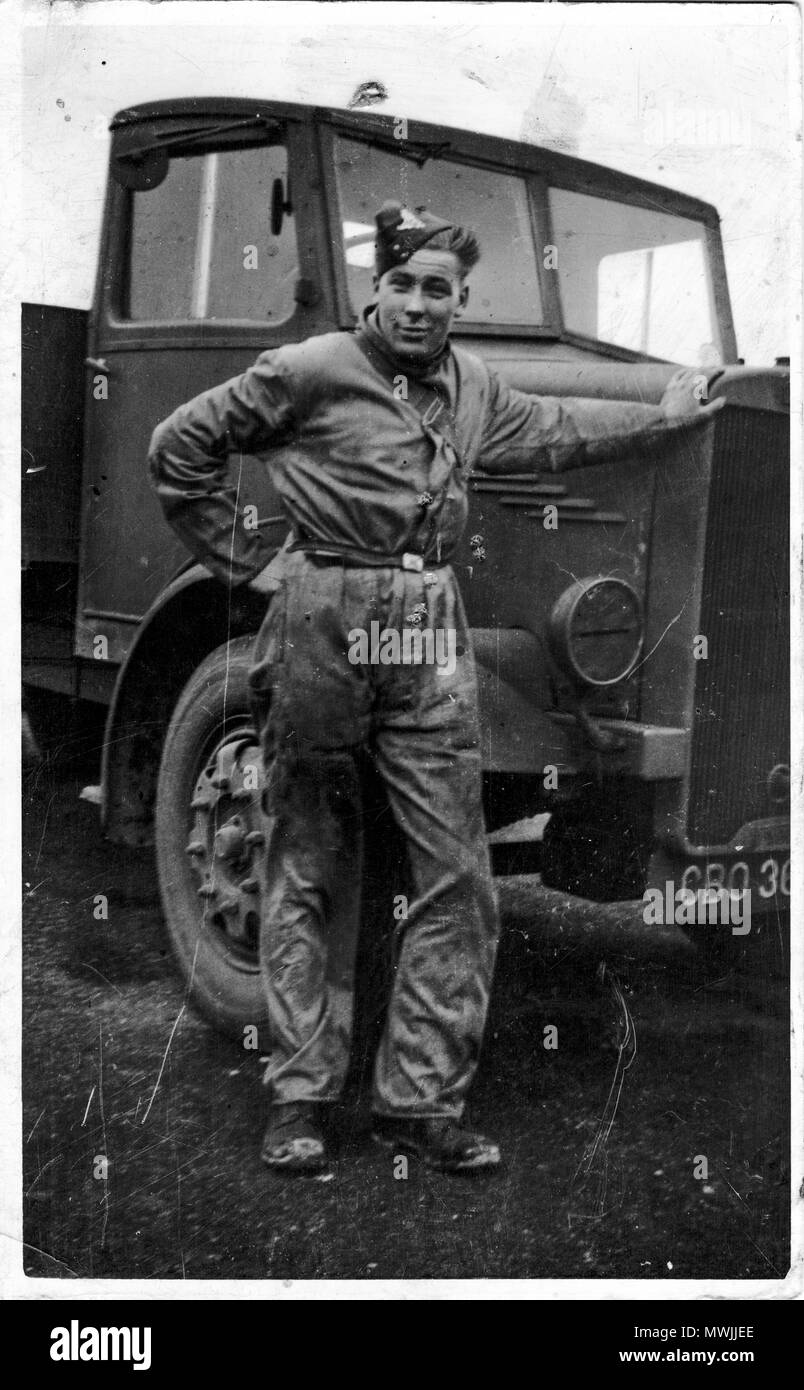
[679,854,790,910]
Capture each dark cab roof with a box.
[110,96,721,227]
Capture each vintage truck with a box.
[22,97,790,1034]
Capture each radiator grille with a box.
[687,407,789,845]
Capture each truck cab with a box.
[22,98,789,1034]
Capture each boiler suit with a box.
[149,310,669,1119]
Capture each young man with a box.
[149,200,710,1174]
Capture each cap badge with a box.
[397,208,427,231]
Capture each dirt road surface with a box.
[21,745,789,1283]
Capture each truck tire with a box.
[155,635,271,1038]
[154,635,406,1045]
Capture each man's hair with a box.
[422,225,481,277]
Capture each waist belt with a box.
[289,541,448,572]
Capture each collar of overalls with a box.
[357,305,453,385]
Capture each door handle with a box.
[85,356,110,374]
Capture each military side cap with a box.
[374,201,454,276]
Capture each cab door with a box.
[77,112,333,671]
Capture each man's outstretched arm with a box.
[478,366,723,474]
[148,351,296,587]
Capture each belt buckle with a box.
[402,553,424,572]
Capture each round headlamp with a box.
[548,577,643,688]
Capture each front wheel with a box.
[155,636,271,1039]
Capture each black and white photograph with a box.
[8,0,800,1303]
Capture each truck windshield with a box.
[334,135,544,327]
[548,187,723,365]
[334,134,722,364]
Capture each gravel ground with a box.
[21,740,789,1283]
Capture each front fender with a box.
[101,565,269,845]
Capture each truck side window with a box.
[549,187,722,365]
[128,144,297,323]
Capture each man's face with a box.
[374,248,469,360]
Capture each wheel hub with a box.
[214,820,246,861]
[185,733,270,956]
